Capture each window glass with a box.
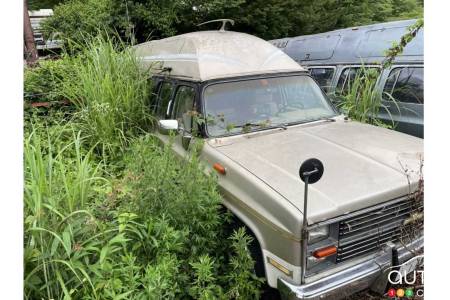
[309,68,335,92]
[204,76,336,137]
[149,79,161,112]
[336,67,379,95]
[173,86,196,132]
[383,67,423,104]
[156,82,174,119]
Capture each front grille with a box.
[336,198,423,263]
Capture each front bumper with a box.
[278,237,423,300]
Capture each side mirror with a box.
[158,120,178,135]
[299,158,324,285]
[299,158,324,184]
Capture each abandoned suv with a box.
[134,27,424,300]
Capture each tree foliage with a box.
[41,0,114,44]
[39,0,424,44]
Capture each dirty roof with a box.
[270,19,423,65]
[133,31,305,81]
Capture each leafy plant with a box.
[383,18,424,69]
[24,58,73,104]
[225,228,264,299]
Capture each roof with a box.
[134,31,304,81]
[270,19,423,65]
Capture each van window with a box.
[173,86,196,132]
[149,79,161,112]
[383,67,423,104]
[309,68,335,92]
[336,67,379,95]
[156,82,174,119]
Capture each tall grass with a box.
[59,36,152,160]
[335,66,397,128]
[24,121,105,299]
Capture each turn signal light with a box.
[312,245,337,258]
[213,163,226,175]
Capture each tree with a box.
[41,0,424,44]
[24,0,38,64]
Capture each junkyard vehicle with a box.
[134,23,424,300]
[270,19,424,138]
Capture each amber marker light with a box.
[213,163,226,175]
[312,245,337,259]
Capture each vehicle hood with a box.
[210,120,423,223]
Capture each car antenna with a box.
[197,19,235,32]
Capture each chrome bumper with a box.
[278,237,423,300]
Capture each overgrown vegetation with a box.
[40,0,423,43]
[59,36,153,160]
[24,58,71,104]
[334,18,423,127]
[24,37,263,299]
[334,66,394,127]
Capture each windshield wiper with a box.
[233,122,264,129]
[234,122,288,131]
[316,116,336,122]
[285,116,336,127]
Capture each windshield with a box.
[203,75,336,136]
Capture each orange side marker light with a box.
[313,245,337,259]
[213,163,226,175]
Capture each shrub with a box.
[121,136,224,255]
[118,135,264,298]
[41,0,113,46]
[24,58,72,104]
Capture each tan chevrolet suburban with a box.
[134,25,424,300]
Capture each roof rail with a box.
[197,19,235,32]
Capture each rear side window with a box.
[383,67,423,104]
[156,82,174,119]
[149,79,161,112]
[172,86,196,132]
[309,68,335,92]
[336,67,379,95]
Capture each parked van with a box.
[134,26,423,300]
[270,19,424,138]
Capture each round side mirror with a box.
[299,158,324,184]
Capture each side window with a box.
[309,68,335,92]
[156,82,174,119]
[383,67,423,104]
[172,86,196,132]
[336,67,379,95]
[149,79,161,112]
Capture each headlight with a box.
[308,225,329,244]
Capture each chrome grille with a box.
[336,198,423,263]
